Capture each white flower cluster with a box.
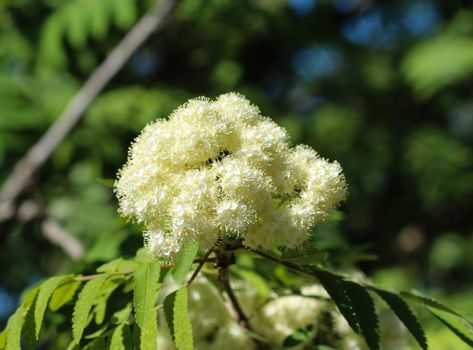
[115,93,346,260]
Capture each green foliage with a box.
[2,0,473,348]
[311,269,360,333]
[49,279,82,311]
[402,35,473,97]
[3,288,38,350]
[373,289,427,349]
[133,261,161,350]
[35,275,69,338]
[164,287,193,350]
[110,324,133,350]
[429,309,473,347]
[1,250,472,350]
[72,274,108,344]
[344,281,379,350]
[39,0,137,67]
[172,241,198,285]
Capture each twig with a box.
[218,265,271,350]
[252,249,310,275]
[218,267,250,327]
[0,0,176,221]
[185,248,214,286]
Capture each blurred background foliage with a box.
[1,0,472,348]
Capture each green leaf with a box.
[72,274,108,344]
[112,0,137,29]
[402,36,473,97]
[35,275,69,338]
[429,308,473,347]
[49,279,81,311]
[85,336,108,350]
[343,281,379,350]
[22,297,37,350]
[111,303,132,325]
[401,291,465,318]
[133,262,161,350]
[172,241,199,284]
[282,324,313,348]
[5,288,39,350]
[135,248,155,264]
[310,269,359,333]
[374,289,427,350]
[110,324,132,350]
[231,266,270,299]
[164,290,177,341]
[0,331,6,349]
[88,0,109,40]
[164,287,193,350]
[5,308,23,350]
[96,258,139,273]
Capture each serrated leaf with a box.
[133,262,161,350]
[73,274,108,344]
[374,289,428,350]
[172,241,199,285]
[164,290,177,341]
[343,281,379,350]
[110,324,132,350]
[282,324,313,348]
[5,308,23,350]
[22,297,37,350]
[96,258,139,273]
[49,279,81,311]
[35,275,69,338]
[429,308,473,347]
[165,287,193,350]
[111,303,132,325]
[311,269,359,333]
[401,291,465,318]
[5,287,39,350]
[94,281,119,325]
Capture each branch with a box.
[0,0,176,221]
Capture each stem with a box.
[218,267,250,327]
[185,248,214,286]
[252,249,311,275]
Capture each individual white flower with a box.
[115,93,346,260]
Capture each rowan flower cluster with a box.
[115,93,346,260]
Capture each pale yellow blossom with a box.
[115,93,346,260]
